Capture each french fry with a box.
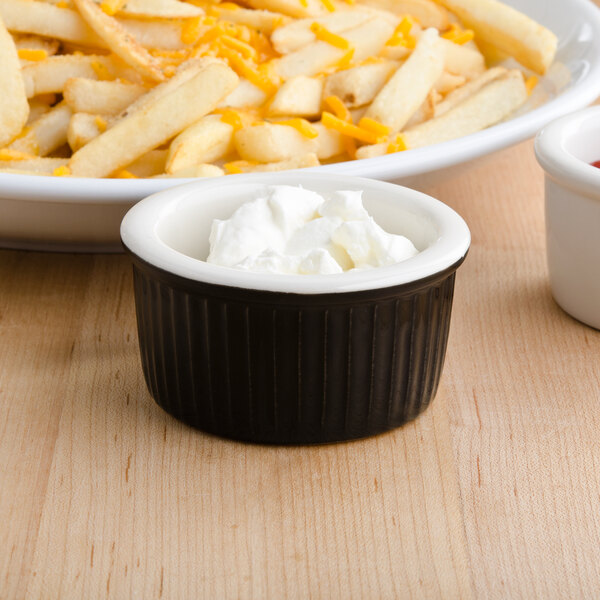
[0,156,68,174]
[274,17,395,80]
[474,37,509,65]
[0,15,29,147]
[434,71,465,94]
[21,55,115,98]
[226,153,319,173]
[13,34,60,60]
[166,115,234,173]
[363,0,449,29]
[311,122,344,159]
[67,112,104,151]
[403,88,441,128]
[0,0,105,47]
[234,122,318,162]
[245,0,327,19]
[69,59,238,177]
[364,28,445,131]
[63,77,147,115]
[154,164,224,178]
[271,10,373,54]
[206,7,289,36]
[378,45,411,61]
[273,39,348,81]
[108,0,203,20]
[65,60,205,147]
[118,17,188,51]
[9,101,72,156]
[439,36,485,79]
[73,0,165,81]
[404,69,528,146]
[220,79,267,109]
[115,58,217,118]
[27,98,54,124]
[433,65,505,116]
[123,149,167,177]
[356,69,527,158]
[337,16,397,63]
[437,0,557,74]
[323,60,398,108]
[267,76,323,117]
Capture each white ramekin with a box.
[120,172,470,294]
[535,106,600,330]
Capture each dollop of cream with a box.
[207,185,418,274]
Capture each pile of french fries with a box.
[0,0,557,178]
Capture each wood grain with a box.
[432,142,600,599]
[1,138,600,599]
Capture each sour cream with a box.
[207,185,418,274]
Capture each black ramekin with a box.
[121,173,470,444]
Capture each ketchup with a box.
[592,160,600,169]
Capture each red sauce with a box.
[592,160,600,169]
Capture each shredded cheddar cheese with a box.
[321,112,385,145]
[53,165,71,177]
[224,160,258,174]
[221,35,258,60]
[0,149,36,161]
[323,96,358,157]
[277,118,319,138]
[386,17,416,48]
[320,0,336,12]
[181,17,204,45]
[334,47,355,69]
[219,112,242,131]
[342,136,357,159]
[525,75,538,94]
[218,46,280,94]
[451,30,474,44]
[310,23,350,50]
[100,0,126,16]
[358,117,391,137]
[324,95,352,122]
[94,116,108,133]
[219,109,246,130]
[114,169,137,178]
[17,49,48,61]
[323,95,356,158]
[442,23,475,45]
[91,61,112,81]
[397,16,415,37]
[218,108,261,130]
[387,133,407,153]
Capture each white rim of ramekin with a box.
[535,106,600,199]
[120,173,471,294]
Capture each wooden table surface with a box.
[2,137,600,599]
